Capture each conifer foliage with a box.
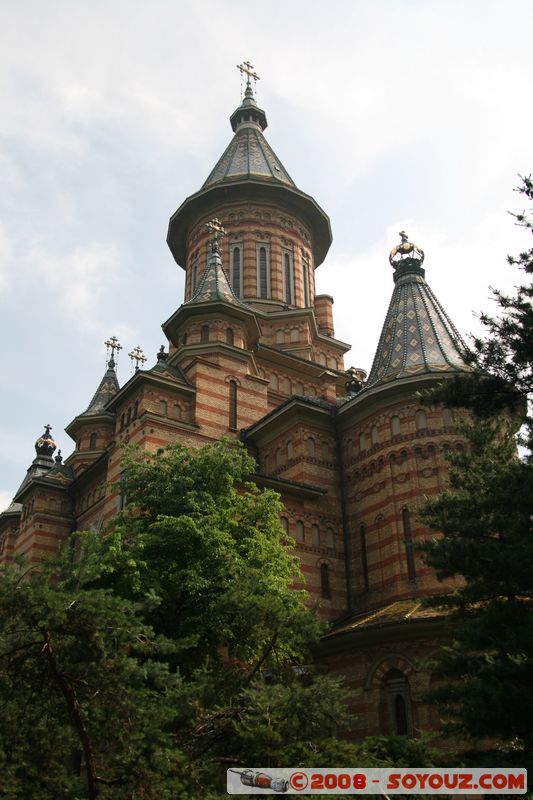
[0,441,360,798]
[421,176,533,767]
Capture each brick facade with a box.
[0,84,469,740]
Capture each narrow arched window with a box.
[325,527,334,548]
[133,400,139,419]
[201,325,209,344]
[275,448,281,466]
[284,252,293,304]
[359,432,366,452]
[383,670,413,736]
[229,380,237,430]
[127,407,132,425]
[280,517,289,534]
[306,437,315,457]
[276,330,284,344]
[226,327,234,345]
[287,440,293,460]
[391,415,400,436]
[402,508,416,581]
[360,524,369,592]
[311,524,319,547]
[371,426,379,446]
[270,373,279,391]
[320,563,331,598]
[160,400,167,417]
[415,410,427,431]
[232,246,241,297]
[258,246,268,298]
[303,257,310,307]
[89,432,97,450]
[191,261,198,292]
[296,521,304,542]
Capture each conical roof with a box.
[187,238,249,308]
[82,357,120,415]
[366,234,468,388]
[203,81,295,189]
[167,78,332,268]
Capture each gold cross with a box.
[128,345,147,371]
[104,335,122,359]
[237,60,260,84]
[206,218,226,252]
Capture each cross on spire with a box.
[237,60,260,86]
[104,335,122,368]
[206,218,226,253]
[128,345,147,371]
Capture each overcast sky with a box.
[1,0,532,508]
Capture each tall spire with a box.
[366,233,468,387]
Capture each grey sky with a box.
[1,0,532,507]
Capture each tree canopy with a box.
[420,175,533,770]
[0,440,365,799]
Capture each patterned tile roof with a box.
[82,362,120,415]
[187,244,249,308]
[366,262,468,387]
[202,125,295,189]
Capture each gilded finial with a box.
[128,345,147,371]
[206,218,226,254]
[104,335,122,369]
[389,231,425,269]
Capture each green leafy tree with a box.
[420,176,533,770]
[0,541,188,800]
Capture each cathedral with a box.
[0,66,469,739]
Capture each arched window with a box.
[320,563,331,598]
[270,373,279,391]
[257,245,269,300]
[170,403,181,420]
[311,524,319,547]
[275,448,281,467]
[371,426,379,446]
[276,330,284,344]
[191,261,198,293]
[287,440,293,460]
[201,325,209,344]
[160,399,167,417]
[303,257,310,307]
[391,415,400,436]
[231,246,242,297]
[325,527,334,549]
[133,399,139,419]
[295,521,304,542]
[283,251,293,304]
[415,409,427,431]
[89,432,97,450]
[360,524,369,592]
[383,670,413,736]
[402,508,416,581]
[229,380,237,430]
[226,327,234,345]
[442,407,454,427]
[127,407,132,425]
[306,437,315,457]
[280,517,289,534]
[182,332,188,346]
[290,328,299,342]
[359,432,366,452]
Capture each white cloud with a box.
[0,225,13,293]
[32,242,126,333]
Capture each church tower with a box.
[0,64,472,742]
